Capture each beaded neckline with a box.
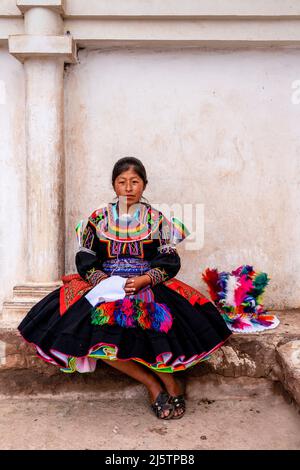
[96,202,161,242]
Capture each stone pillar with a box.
[24,53,65,281]
[9,1,76,282]
[2,1,76,326]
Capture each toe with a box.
[173,404,184,417]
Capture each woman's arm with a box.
[75,220,108,286]
[145,212,183,287]
[146,248,181,287]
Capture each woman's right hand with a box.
[124,278,136,296]
[124,275,151,296]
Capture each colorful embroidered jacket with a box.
[75,201,189,287]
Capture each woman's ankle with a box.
[146,381,165,403]
[164,378,183,397]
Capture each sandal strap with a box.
[151,392,174,418]
[171,395,186,408]
[153,391,170,406]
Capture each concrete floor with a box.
[1,394,300,450]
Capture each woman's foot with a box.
[165,378,186,418]
[169,394,185,419]
[150,391,174,420]
[148,385,173,419]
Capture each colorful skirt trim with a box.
[34,339,229,374]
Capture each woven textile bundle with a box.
[202,265,280,333]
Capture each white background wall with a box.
[1,45,299,310]
[0,48,26,308]
[64,47,300,309]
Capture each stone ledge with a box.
[8,34,77,63]
[65,19,300,48]
[193,310,300,380]
[2,0,300,19]
[3,17,300,47]
[1,282,61,325]
[37,0,300,20]
[13,282,62,300]
[17,0,65,15]
[0,368,279,402]
[0,310,299,404]
[2,300,37,324]
[276,340,300,406]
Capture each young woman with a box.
[18,156,232,419]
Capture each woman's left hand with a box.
[124,275,151,296]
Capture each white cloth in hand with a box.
[85,275,127,307]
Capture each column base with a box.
[1,282,62,328]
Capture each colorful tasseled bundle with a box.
[202,265,280,333]
[91,298,173,333]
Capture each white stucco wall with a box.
[64,47,300,309]
[0,48,26,307]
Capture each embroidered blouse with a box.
[75,201,189,288]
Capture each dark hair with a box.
[112,156,148,189]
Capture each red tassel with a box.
[202,268,219,302]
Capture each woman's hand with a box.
[124,275,151,296]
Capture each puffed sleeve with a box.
[145,213,190,287]
[75,216,108,286]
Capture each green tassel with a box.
[134,299,151,329]
[252,272,270,297]
[91,308,110,326]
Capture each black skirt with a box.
[18,283,232,374]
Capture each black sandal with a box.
[151,391,174,420]
[170,395,186,419]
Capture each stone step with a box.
[276,340,300,405]
[1,283,62,325]
[1,300,37,324]
[0,369,280,401]
[13,283,62,300]
[0,310,299,406]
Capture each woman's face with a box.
[113,167,145,207]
